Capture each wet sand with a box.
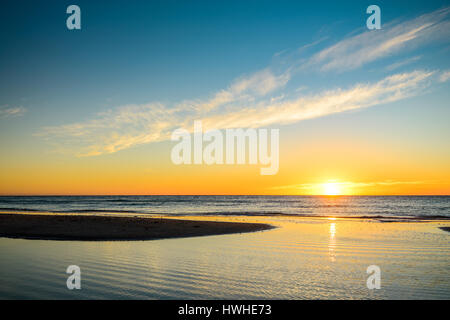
[0,213,273,241]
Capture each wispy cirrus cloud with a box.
[199,70,435,129]
[439,70,450,82]
[37,7,450,156]
[0,106,26,118]
[384,55,422,71]
[38,69,436,156]
[189,68,291,113]
[308,7,450,72]
[38,103,178,156]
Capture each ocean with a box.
[0,195,449,219]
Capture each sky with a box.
[0,0,449,195]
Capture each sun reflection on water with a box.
[328,222,336,262]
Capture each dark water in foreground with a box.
[0,195,449,219]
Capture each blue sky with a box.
[1,1,449,118]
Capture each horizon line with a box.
[0,194,449,197]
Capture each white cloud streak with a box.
[439,70,450,82]
[309,7,450,72]
[384,55,421,71]
[0,106,26,118]
[38,70,436,156]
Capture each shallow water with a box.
[1,217,449,299]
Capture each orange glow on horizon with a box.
[0,150,449,195]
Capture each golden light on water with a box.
[328,222,336,262]
[329,223,336,238]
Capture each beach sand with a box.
[0,213,273,241]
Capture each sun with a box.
[322,182,341,196]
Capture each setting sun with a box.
[322,182,341,195]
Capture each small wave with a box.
[1,207,450,220]
[0,207,41,212]
[55,209,142,214]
